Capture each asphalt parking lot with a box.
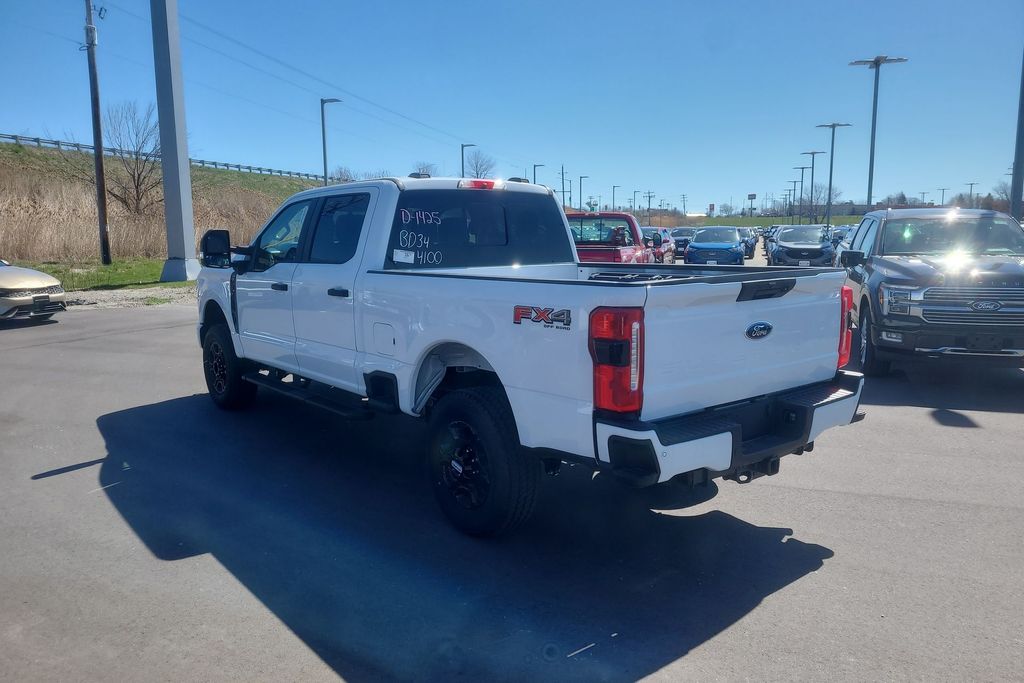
[1,299,1023,681]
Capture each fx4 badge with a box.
[513,305,572,330]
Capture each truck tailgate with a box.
[641,272,845,421]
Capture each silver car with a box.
[0,260,67,321]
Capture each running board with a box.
[243,372,373,420]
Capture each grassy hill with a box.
[0,141,319,268]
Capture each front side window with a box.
[251,200,312,272]
[309,193,371,264]
[850,218,875,252]
[858,219,881,256]
[385,190,572,269]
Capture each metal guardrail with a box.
[0,132,324,182]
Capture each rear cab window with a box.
[385,189,574,269]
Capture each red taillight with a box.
[589,307,644,414]
[838,285,854,367]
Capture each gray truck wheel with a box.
[202,323,257,410]
[428,387,541,537]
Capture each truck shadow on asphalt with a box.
[96,394,833,682]
[859,364,1024,422]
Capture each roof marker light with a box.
[458,179,504,190]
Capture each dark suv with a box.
[839,208,1024,375]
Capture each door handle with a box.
[327,288,350,298]
[271,282,288,291]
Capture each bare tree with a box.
[719,203,735,216]
[331,165,359,182]
[465,149,496,179]
[103,102,163,214]
[411,161,437,176]
[994,180,1011,203]
[52,101,163,214]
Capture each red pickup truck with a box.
[566,211,655,264]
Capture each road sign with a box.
[747,193,756,200]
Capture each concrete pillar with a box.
[151,0,199,281]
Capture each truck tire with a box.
[202,323,257,410]
[428,387,541,537]
[858,309,891,377]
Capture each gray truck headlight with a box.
[879,285,915,315]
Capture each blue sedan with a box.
[683,227,747,265]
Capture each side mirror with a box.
[200,229,231,268]
[644,238,654,248]
[652,234,663,247]
[840,250,865,267]
[768,237,777,243]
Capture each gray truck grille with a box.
[921,310,1024,326]
[922,287,1024,304]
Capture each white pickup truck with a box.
[197,177,864,536]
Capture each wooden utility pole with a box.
[84,0,111,264]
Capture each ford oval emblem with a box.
[745,321,773,340]
[970,300,1002,312]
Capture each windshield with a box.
[779,227,826,243]
[693,228,740,243]
[879,215,1024,256]
[569,216,635,246]
[671,228,695,238]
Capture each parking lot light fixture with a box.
[801,151,825,223]
[966,181,979,207]
[320,98,341,186]
[816,123,851,226]
[460,143,476,178]
[850,56,908,207]
[793,166,810,224]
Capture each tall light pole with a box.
[578,175,588,211]
[532,163,544,184]
[633,190,641,214]
[919,191,929,204]
[644,191,655,224]
[680,194,687,215]
[816,123,851,226]
[558,165,567,206]
[801,151,825,223]
[788,180,799,224]
[460,143,476,177]
[850,55,908,208]
[612,185,620,210]
[320,97,341,186]
[793,166,810,224]
[937,187,950,206]
[1011,46,1024,220]
[966,181,979,207]
[566,178,572,208]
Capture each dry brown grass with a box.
[0,145,313,262]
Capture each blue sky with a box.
[2,0,1021,213]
